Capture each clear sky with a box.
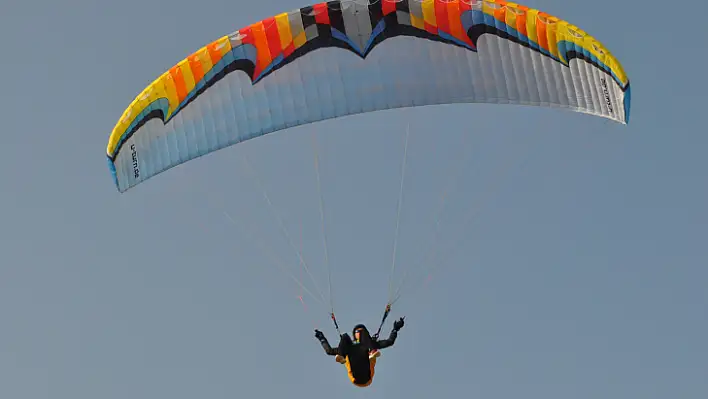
[1,0,706,398]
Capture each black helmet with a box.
[352,324,369,335]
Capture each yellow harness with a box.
[343,356,377,387]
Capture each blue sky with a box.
[1,0,706,398]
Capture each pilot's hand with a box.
[393,317,405,331]
[315,329,325,340]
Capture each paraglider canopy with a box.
[106,0,630,193]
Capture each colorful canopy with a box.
[107,0,630,192]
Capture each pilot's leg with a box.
[335,333,352,364]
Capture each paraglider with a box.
[315,318,405,387]
[106,0,629,193]
[106,0,630,387]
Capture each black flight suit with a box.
[316,324,398,387]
